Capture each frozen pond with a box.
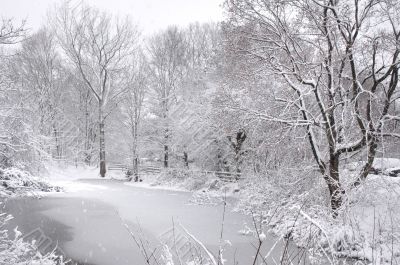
[3,179,309,265]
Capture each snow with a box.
[259,232,267,242]
[346,158,400,172]
[43,163,110,193]
[124,169,242,200]
[3,161,400,264]
[0,184,65,265]
[4,178,291,265]
[124,174,187,192]
[372,158,400,169]
[345,174,400,262]
[13,226,22,240]
[235,169,400,264]
[160,245,174,265]
[0,167,61,197]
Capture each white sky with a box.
[2,0,224,35]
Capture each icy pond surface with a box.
[4,179,309,265]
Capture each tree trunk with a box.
[133,156,139,182]
[84,107,91,165]
[53,126,62,160]
[326,155,344,217]
[132,136,139,182]
[234,154,241,180]
[164,128,169,168]
[183,151,188,168]
[99,105,106,178]
[164,144,169,168]
[228,130,246,180]
[354,140,378,187]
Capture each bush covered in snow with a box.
[0,167,62,197]
[152,168,215,191]
[150,168,242,197]
[236,167,400,264]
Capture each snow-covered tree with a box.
[0,18,25,45]
[53,2,139,177]
[14,28,67,160]
[225,0,400,213]
[0,19,34,168]
[147,26,187,168]
[121,51,148,181]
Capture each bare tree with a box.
[53,2,139,177]
[72,77,98,165]
[0,18,26,44]
[0,19,30,167]
[225,0,400,214]
[148,26,187,168]
[14,28,67,160]
[122,52,148,181]
[178,23,221,167]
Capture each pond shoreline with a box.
[3,179,310,265]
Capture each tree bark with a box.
[84,94,92,165]
[164,144,169,168]
[326,154,344,217]
[353,140,378,187]
[163,128,169,168]
[133,156,139,182]
[132,128,139,182]
[228,130,246,179]
[183,151,189,168]
[99,104,106,178]
[53,126,62,160]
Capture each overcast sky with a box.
[2,0,224,35]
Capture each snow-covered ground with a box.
[43,163,240,197]
[43,163,123,193]
[43,164,243,209]
[126,170,245,209]
[234,159,400,265]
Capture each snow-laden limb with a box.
[178,223,218,265]
[334,139,364,155]
[161,245,175,265]
[295,206,335,260]
[226,0,400,213]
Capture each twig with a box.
[178,222,218,265]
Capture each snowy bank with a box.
[43,163,114,193]
[0,167,65,264]
[235,162,400,264]
[0,167,61,197]
[124,168,241,204]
